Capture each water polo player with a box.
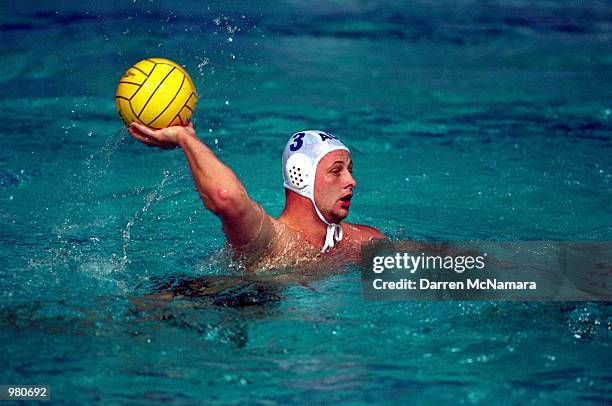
[128,122,385,269]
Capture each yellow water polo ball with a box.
[115,57,197,129]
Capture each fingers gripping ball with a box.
[116,58,197,129]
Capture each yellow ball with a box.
[115,57,197,129]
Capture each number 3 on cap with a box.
[290,132,305,151]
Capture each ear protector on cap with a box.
[285,153,312,190]
[281,130,349,253]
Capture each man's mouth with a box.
[339,194,352,209]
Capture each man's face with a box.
[314,150,356,223]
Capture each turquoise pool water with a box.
[1,1,611,403]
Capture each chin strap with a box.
[322,223,343,253]
[311,197,344,253]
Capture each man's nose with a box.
[346,172,357,189]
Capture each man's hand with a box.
[128,121,195,149]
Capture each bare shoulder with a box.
[343,222,386,242]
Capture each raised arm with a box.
[128,122,274,249]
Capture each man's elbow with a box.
[210,187,250,220]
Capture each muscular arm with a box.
[128,122,273,249]
[177,131,267,246]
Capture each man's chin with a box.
[333,208,349,222]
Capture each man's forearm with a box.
[177,131,249,217]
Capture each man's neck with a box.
[279,193,330,248]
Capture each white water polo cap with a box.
[282,130,350,253]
